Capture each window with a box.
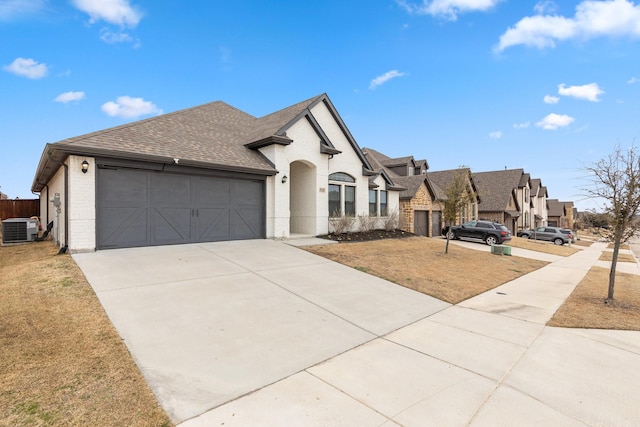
[369,190,377,216]
[329,184,341,217]
[345,186,355,216]
[408,166,415,176]
[328,172,356,216]
[380,190,388,216]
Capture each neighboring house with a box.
[363,148,447,237]
[517,173,532,231]
[0,191,7,200]
[529,178,549,227]
[547,199,575,229]
[471,169,524,234]
[31,93,402,252]
[426,168,479,230]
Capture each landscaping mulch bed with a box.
[318,229,415,242]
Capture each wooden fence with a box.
[0,199,40,221]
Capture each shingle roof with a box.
[472,169,524,212]
[530,178,541,193]
[547,199,564,216]
[244,94,325,143]
[32,94,333,191]
[392,175,431,199]
[426,168,475,201]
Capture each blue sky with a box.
[2,0,640,211]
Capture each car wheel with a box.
[446,230,456,240]
[485,235,498,246]
[553,238,564,245]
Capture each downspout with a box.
[31,184,49,226]
[46,151,69,254]
[61,162,68,254]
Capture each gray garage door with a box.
[97,166,265,249]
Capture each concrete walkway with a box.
[73,239,640,426]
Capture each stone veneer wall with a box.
[399,184,434,235]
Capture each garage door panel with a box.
[98,207,148,248]
[231,207,262,239]
[100,168,148,203]
[98,167,264,249]
[196,208,230,241]
[196,177,230,206]
[151,207,192,244]
[150,173,192,205]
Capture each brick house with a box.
[31,94,403,252]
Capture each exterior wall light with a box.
[281,175,288,184]
[81,160,89,174]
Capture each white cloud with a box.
[0,0,45,20]
[71,0,142,27]
[489,131,503,139]
[558,82,604,102]
[101,96,162,119]
[3,57,48,79]
[628,76,639,84]
[100,28,133,43]
[369,70,406,89]
[513,121,530,129]
[536,113,574,130]
[54,91,86,103]
[496,0,640,52]
[544,94,559,104]
[534,1,558,15]
[396,0,502,21]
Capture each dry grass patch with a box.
[607,243,630,250]
[0,242,171,427]
[506,236,580,256]
[572,239,593,247]
[305,237,548,304]
[549,267,640,330]
[599,252,637,263]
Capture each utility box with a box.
[491,244,512,256]
[2,218,39,243]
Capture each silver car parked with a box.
[517,226,571,245]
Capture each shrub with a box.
[357,214,376,233]
[383,209,399,231]
[329,211,355,235]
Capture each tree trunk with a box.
[445,224,450,254]
[607,232,622,301]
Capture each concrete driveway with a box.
[73,239,640,426]
[72,239,449,423]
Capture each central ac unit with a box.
[2,218,39,243]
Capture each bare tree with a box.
[584,144,640,302]
[443,168,473,254]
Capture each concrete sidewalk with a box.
[178,241,640,426]
[73,239,640,426]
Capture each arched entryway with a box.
[289,160,317,235]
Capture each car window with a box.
[544,228,555,233]
[535,227,545,232]
[463,221,477,227]
[476,222,491,228]
[498,225,509,231]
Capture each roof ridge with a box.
[56,100,248,146]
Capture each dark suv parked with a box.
[445,220,512,246]
[517,226,571,245]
